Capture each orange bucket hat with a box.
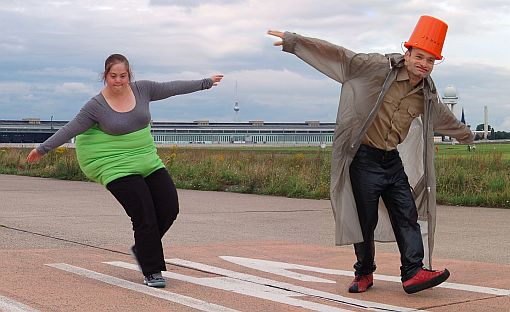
[404,15,448,60]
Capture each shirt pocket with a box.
[407,105,422,118]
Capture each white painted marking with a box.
[0,295,40,312]
[221,256,336,283]
[221,256,510,296]
[221,256,341,283]
[107,261,353,312]
[166,258,426,312]
[437,282,510,296]
[46,263,238,312]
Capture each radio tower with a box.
[233,81,240,122]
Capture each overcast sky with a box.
[1,0,509,130]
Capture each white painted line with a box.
[166,258,426,312]
[437,282,510,296]
[221,256,336,284]
[371,275,510,296]
[220,256,510,296]
[107,261,354,312]
[46,263,238,312]
[0,295,40,312]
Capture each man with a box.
[268,15,473,294]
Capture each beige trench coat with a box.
[282,32,474,268]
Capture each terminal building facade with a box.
[0,119,335,146]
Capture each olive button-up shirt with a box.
[362,67,425,151]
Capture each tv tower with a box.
[233,81,240,121]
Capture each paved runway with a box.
[1,174,509,311]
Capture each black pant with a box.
[106,168,179,276]
[349,144,423,281]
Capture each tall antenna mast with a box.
[233,80,240,122]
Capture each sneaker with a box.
[402,268,450,294]
[144,272,166,288]
[348,273,373,293]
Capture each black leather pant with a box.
[349,144,423,281]
[106,168,179,276]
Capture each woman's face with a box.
[105,62,130,92]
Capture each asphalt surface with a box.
[1,174,509,311]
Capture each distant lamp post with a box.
[50,115,54,130]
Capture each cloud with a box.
[54,82,95,94]
[432,63,510,129]
[501,116,510,131]
[0,82,31,93]
[0,36,26,53]
[144,67,340,123]
[150,0,244,7]
[18,67,99,79]
[0,0,509,130]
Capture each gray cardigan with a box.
[37,79,213,154]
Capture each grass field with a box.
[434,143,509,208]
[436,142,510,159]
[0,143,508,208]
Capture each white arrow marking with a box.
[46,263,238,312]
[107,261,354,312]
[221,256,510,296]
[166,258,426,312]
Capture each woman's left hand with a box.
[210,74,223,86]
[26,149,43,163]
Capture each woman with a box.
[26,54,223,288]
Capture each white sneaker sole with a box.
[144,279,166,288]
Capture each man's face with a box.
[404,48,436,81]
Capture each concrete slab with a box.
[0,174,509,311]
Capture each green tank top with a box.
[75,124,165,186]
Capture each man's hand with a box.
[267,30,284,46]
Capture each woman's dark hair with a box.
[102,54,133,83]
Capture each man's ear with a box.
[404,50,411,62]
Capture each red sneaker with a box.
[348,274,373,293]
[402,268,450,294]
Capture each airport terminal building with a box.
[0,119,335,146]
